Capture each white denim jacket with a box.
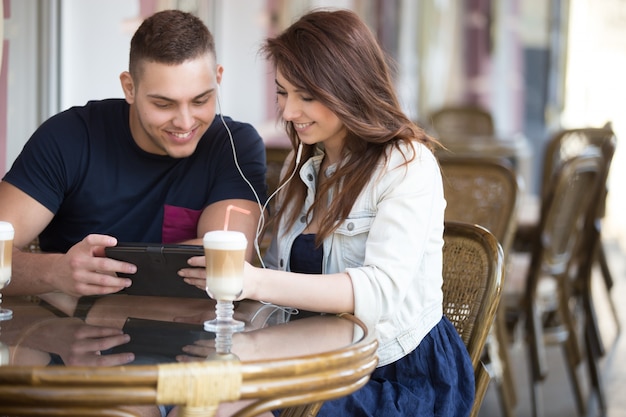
[264,141,446,367]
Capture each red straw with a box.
[224,204,251,231]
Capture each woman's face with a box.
[275,69,346,160]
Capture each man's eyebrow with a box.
[147,89,214,101]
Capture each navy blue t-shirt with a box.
[3,99,267,253]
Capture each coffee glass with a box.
[0,221,14,320]
[203,230,247,332]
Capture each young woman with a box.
[241,8,474,417]
[183,7,474,417]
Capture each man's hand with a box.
[47,234,136,296]
[15,317,135,367]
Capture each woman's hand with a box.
[178,254,206,291]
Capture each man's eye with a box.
[154,102,170,109]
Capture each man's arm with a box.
[0,181,136,296]
[0,181,54,250]
[194,198,263,263]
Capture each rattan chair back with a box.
[540,127,616,200]
[429,105,495,137]
[533,152,604,276]
[442,221,504,366]
[440,157,518,256]
[441,221,504,417]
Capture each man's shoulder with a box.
[45,99,127,125]
[206,115,264,149]
[70,98,128,117]
[209,115,259,135]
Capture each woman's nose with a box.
[281,98,301,121]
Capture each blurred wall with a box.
[3,0,618,194]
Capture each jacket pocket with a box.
[334,215,374,267]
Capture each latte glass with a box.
[0,221,14,321]
[203,230,247,332]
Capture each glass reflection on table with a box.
[0,295,362,368]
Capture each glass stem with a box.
[215,328,234,354]
[215,299,234,322]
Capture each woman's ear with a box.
[119,71,135,104]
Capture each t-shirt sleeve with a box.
[3,111,85,214]
[210,120,268,206]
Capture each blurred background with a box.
[1,0,624,248]
[1,1,625,416]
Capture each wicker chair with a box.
[515,126,619,349]
[440,157,519,417]
[504,150,607,417]
[441,221,505,417]
[428,105,495,138]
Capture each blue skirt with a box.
[275,316,475,417]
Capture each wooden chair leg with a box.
[527,346,544,417]
[526,304,547,417]
[469,362,491,417]
[583,276,606,358]
[561,340,586,416]
[494,309,517,417]
[582,260,608,417]
[595,241,621,336]
[585,320,607,417]
[596,240,614,290]
[556,277,586,416]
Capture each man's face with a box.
[121,55,223,158]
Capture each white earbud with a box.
[296,141,303,164]
[216,82,222,112]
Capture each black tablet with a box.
[105,243,207,298]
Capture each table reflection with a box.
[0,295,362,368]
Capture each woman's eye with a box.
[276,90,287,96]
[301,96,314,102]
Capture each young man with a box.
[0,10,266,297]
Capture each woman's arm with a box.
[242,264,354,314]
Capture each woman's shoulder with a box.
[385,140,438,169]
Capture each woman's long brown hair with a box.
[261,9,438,245]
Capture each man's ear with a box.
[215,64,224,85]
[120,71,135,104]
